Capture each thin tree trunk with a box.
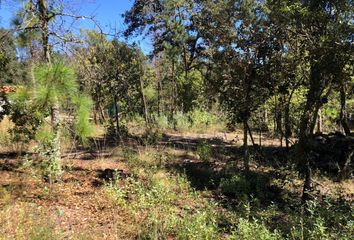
[276,96,283,147]
[39,0,61,181]
[259,127,262,147]
[246,121,256,147]
[114,95,120,140]
[298,63,325,201]
[170,59,177,119]
[302,162,313,201]
[340,82,350,135]
[317,109,322,133]
[139,75,149,125]
[99,103,106,123]
[39,0,51,64]
[284,98,291,150]
[273,96,277,133]
[243,120,250,172]
[157,80,161,116]
[309,87,331,134]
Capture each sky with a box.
[0,0,152,53]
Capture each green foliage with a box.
[34,63,78,106]
[105,170,219,240]
[122,148,141,169]
[72,94,93,144]
[152,113,171,130]
[173,111,191,131]
[151,110,225,133]
[8,87,44,143]
[219,172,270,200]
[230,218,281,240]
[289,199,354,240]
[196,140,212,162]
[173,209,219,240]
[7,62,93,181]
[190,109,227,132]
[142,128,163,146]
[35,126,62,182]
[0,29,27,85]
[178,70,205,112]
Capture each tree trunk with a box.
[302,163,313,202]
[340,82,350,135]
[171,60,177,118]
[139,75,149,125]
[284,97,291,150]
[298,63,325,200]
[309,87,331,134]
[246,121,256,147]
[99,103,106,123]
[317,109,322,133]
[50,102,61,182]
[114,95,120,140]
[39,0,61,182]
[259,127,262,147]
[157,80,161,116]
[243,120,250,172]
[39,0,51,64]
[276,96,283,147]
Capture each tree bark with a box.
[243,120,250,172]
[114,95,120,140]
[284,96,291,150]
[39,0,51,64]
[317,109,322,133]
[139,74,149,125]
[298,63,325,200]
[340,82,350,135]
[39,0,61,181]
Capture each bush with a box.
[174,209,219,240]
[189,110,216,128]
[289,199,354,240]
[142,128,163,145]
[152,113,171,130]
[196,140,213,162]
[230,218,281,240]
[173,111,191,131]
[219,172,270,200]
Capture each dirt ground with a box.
[0,130,353,239]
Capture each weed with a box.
[173,111,191,131]
[152,113,171,130]
[219,172,270,200]
[196,140,213,162]
[229,218,281,240]
[0,203,61,240]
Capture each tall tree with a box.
[199,0,280,170]
[271,0,354,199]
[10,0,96,180]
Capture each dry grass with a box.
[0,122,353,239]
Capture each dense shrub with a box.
[219,172,270,200]
[196,140,213,162]
[173,111,191,131]
[230,218,281,240]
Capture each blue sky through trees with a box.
[0,0,152,53]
